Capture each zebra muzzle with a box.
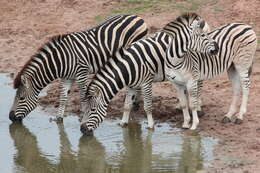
[9,111,23,123]
[80,123,94,136]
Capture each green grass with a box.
[110,0,157,14]
[108,0,210,15]
[94,0,211,23]
[94,15,104,23]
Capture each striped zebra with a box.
[80,13,219,135]
[165,23,257,130]
[9,14,148,123]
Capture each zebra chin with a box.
[80,123,94,136]
[9,111,23,123]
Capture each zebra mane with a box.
[13,34,68,89]
[162,12,203,35]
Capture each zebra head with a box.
[80,85,108,136]
[9,73,38,122]
[162,13,219,58]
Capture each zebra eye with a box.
[91,108,96,112]
[20,97,25,101]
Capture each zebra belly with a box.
[165,69,191,86]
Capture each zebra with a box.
[165,23,257,130]
[9,14,148,123]
[80,13,219,136]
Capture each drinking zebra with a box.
[80,13,219,135]
[9,14,148,122]
[165,23,257,130]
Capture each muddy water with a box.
[0,73,217,173]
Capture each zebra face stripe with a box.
[81,87,108,132]
[9,78,38,122]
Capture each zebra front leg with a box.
[76,70,91,122]
[142,83,154,130]
[50,79,73,123]
[175,84,191,129]
[120,88,137,127]
[187,80,200,130]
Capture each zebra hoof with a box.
[118,122,128,128]
[146,126,155,131]
[80,124,93,136]
[234,118,243,124]
[182,123,190,129]
[222,116,231,123]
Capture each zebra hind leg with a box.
[119,88,137,127]
[49,79,73,123]
[175,84,191,129]
[132,88,141,111]
[235,65,251,124]
[222,64,241,123]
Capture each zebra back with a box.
[86,31,170,105]
[14,14,148,90]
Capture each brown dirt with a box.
[1,0,260,172]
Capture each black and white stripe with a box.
[9,14,148,122]
[80,13,218,135]
[165,23,257,130]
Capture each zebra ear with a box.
[21,75,30,89]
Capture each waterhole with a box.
[0,73,217,173]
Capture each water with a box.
[0,73,217,173]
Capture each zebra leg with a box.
[235,67,251,124]
[187,80,200,130]
[196,80,205,118]
[174,84,191,129]
[49,79,73,123]
[175,82,203,112]
[142,83,154,129]
[120,88,137,127]
[76,75,90,122]
[222,64,240,123]
[132,88,141,111]
[197,80,203,111]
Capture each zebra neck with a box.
[28,68,57,92]
[94,59,130,104]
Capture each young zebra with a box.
[80,13,219,136]
[165,23,257,130]
[9,14,148,123]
